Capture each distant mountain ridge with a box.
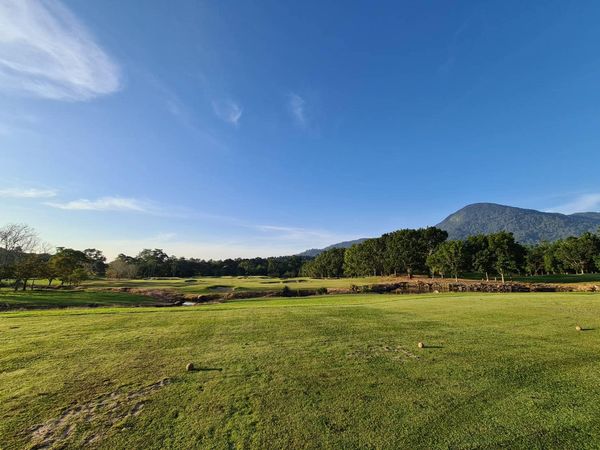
[297,238,368,257]
[436,203,600,244]
[298,203,600,256]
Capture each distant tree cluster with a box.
[524,233,600,276]
[302,227,448,279]
[300,228,600,282]
[428,232,527,282]
[106,250,306,279]
[300,248,346,278]
[0,223,106,290]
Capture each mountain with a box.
[299,203,600,256]
[297,238,367,257]
[436,203,600,244]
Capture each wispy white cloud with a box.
[212,99,243,126]
[0,0,120,101]
[288,93,307,127]
[144,74,224,150]
[547,193,600,214]
[152,232,177,241]
[37,193,352,257]
[439,18,471,74]
[46,196,150,212]
[256,224,333,241]
[87,229,347,261]
[0,187,57,198]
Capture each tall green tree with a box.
[302,248,345,278]
[555,233,600,274]
[49,248,89,285]
[343,238,385,277]
[525,243,548,276]
[487,232,526,283]
[427,240,465,281]
[383,229,422,278]
[421,227,449,260]
[13,254,45,291]
[136,249,169,277]
[463,235,492,280]
[83,248,107,276]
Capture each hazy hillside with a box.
[436,203,600,244]
[300,203,600,255]
[298,238,367,257]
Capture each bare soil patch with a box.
[29,378,172,448]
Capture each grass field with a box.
[0,290,158,310]
[2,292,600,448]
[81,275,386,294]
[511,273,600,284]
[3,272,599,304]
[0,276,386,294]
[461,272,600,284]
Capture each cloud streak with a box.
[0,0,120,101]
[46,196,150,212]
[288,93,307,127]
[39,193,351,256]
[212,99,243,126]
[0,187,57,198]
[547,193,600,215]
[255,224,333,242]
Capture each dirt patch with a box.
[104,287,186,305]
[29,378,171,449]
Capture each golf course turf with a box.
[2,292,600,448]
[0,290,157,310]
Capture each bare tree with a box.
[0,224,41,287]
[0,223,39,256]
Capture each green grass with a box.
[2,292,600,448]
[0,290,157,310]
[511,273,600,283]
[81,275,387,294]
[462,272,600,284]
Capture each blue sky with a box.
[2,0,600,259]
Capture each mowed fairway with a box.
[82,275,387,294]
[0,290,158,310]
[2,293,600,449]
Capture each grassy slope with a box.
[83,273,600,292]
[82,275,386,294]
[462,272,600,284]
[0,290,158,309]
[2,292,600,449]
[4,272,599,304]
[511,273,600,283]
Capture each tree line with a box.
[106,249,305,279]
[2,222,600,290]
[0,223,107,290]
[0,223,307,290]
[301,227,600,282]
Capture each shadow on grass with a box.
[423,345,444,349]
[190,367,223,372]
